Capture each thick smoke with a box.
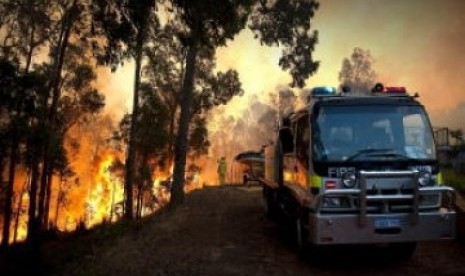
[205,87,303,184]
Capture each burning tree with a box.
[0,0,105,246]
[112,83,170,220]
[0,60,44,247]
[92,0,160,221]
[0,0,320,247]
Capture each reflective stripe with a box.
[437,172,444,186]
[310,174,323,188]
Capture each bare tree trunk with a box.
[136,185,142,221]
[26,157,40,244]
[2,138,18,248]
[124,29,145,222]
[54,178,64,228]
[25,24,35,73]
[43,169,53,228]
[167,108,177,168]
[170,45,198,209]
[13,178,28,243]
[38,1,75,230]
[109,171,117,222]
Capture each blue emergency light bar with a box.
[311,86,337,96]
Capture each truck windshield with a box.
[312,105,436,162]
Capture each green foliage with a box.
[136,83,170,154]
[92,0,158,70]
[249,0,320,87]
[189,118,210,158]
[194,69,244,113]
[144,23,243,162]
[0,60,46,142]
[114,83,170,167]
[0,0,53,66]
[58,62,105,131]
[169,0,320,89]
[171,0,254,48]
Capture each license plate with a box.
[374,217,401,229]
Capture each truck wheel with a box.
[388,242,417,260]
[295,217,304,249]
[263,186,278,219]
[294,215,309,254]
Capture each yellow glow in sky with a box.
[99,0,465,129]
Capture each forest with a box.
[0,0,320,249]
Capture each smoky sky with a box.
[213,0,465,130]
[96,0,465,170]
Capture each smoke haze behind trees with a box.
[96,0,465,144]
[206,87,309,184]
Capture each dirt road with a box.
[60,186,465,276]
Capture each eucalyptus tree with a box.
[34,0,108,236]
[38,0,83,230]
[0,61,43,247]
[188,117,210,159]
[41,60,105,228]
[166,0,320,208]
[0,0,105,245]
[0,0,54,72]
[92,0,159,221]
[113,83,170,221]
[144,24,243,174]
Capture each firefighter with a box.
[217,157,227,185]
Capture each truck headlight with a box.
[341,171,356,188]
[418,171,432,186]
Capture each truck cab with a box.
[261,85,456,255]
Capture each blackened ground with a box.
[57,185,465,276]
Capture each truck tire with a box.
[388,242,417,260]
[295,217,304,250]
[263,186,278,219]
[295,212,310,255]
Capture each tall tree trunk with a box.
[136,184,142,221]
[43,168,53,228]
[109,177,116,222]
[26,159,39,244]
[54,179,64,228]
[2,138,18,248]
[38,3,75,230]
[167,108,177,168]
[13,179,28,243]
[170,45,198,209]
[124,29,145,222]
[25,24,36,73]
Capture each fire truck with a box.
[261,84,456,257]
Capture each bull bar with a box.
[308,170,457,244]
